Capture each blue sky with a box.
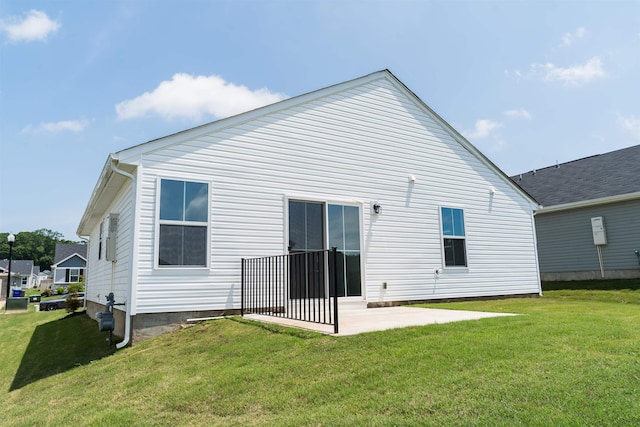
[1,0,639,240]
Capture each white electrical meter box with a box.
[591,216,607,245]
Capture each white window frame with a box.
[155,177,211,269]
[69,268,80,283]
[439,206,468,269]
[283,194,366,301]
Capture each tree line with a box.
[0,229,79,272]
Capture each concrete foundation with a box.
[87,299,241,345]
[86,300,127,340]
[540,270,640,282]
[132,309,240,344]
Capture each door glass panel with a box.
[343,206,360,251]
[328,204,344,250]
[288,201,325,299]
[328,204,361,297]
[288,201,306,251]
[306,203,324,250]
[345,253,361,296]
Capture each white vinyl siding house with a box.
[78,70,541,345]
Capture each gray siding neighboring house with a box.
[78,70,541,345]
[52,243,87,289]
[512,144,640,281]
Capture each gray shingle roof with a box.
[511,144,640,207]
[53,243,88,264]
[0,260,35,276]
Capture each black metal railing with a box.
[241,248,339,333]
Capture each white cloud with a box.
[525,56,605,86]
[561,27,586,47]
[617,114,640,139]
[503,109,532,120]
[115,73,287,121]
[0,10,60,42]
[22,119,89,134]
[464,119,503,139]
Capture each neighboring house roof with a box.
[0,260,35,276]
[78,69,538,235]
[53,243,88,265]
[511,144,640,207]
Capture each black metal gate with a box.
[241,248,339,333]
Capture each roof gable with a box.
[79,69,537,235]
[512,144,640,207]
[54,243,88,264]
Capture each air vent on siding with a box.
[105,213,119,262]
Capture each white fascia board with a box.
[77,156,115,236]
[535,191,640,215]
[77,155,137,236]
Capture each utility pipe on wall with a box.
[596,246,605,278]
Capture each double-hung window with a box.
[158,179,209,267]
[66,268,83,283]
[441,207,467,267]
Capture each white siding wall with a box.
[85,182,134,311]
[132,76,540,313]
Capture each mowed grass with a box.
[1,280,639,426]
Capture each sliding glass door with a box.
[288,200,361,299]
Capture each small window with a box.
[441,207,467,267]
[98,220,104,260]
[66,268,81,283]
[158,179,208,267]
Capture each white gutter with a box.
[535,191,640,215]
[109,158,136,350]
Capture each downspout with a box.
[109,158,136,349]
[531,207,543,296]
[78,237,90,311]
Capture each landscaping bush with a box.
[55,287,65,295]
[41,289,52,297]
[68,283,84,294]
[65,294,83,313]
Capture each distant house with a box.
[513,145,640,281]
[52,243,87,290]
[0,260,38,289]
[78,69,541,345]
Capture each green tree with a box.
[0,229,79,271]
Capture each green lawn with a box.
[1,281,639,426]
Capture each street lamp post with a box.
[5,233,15,304]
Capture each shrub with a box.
[68,283,84,294]
[65,294,83,313]
[56,287,65,295]
[41,289,52,297]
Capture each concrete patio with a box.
[244,301,517,335]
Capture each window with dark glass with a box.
[98,220,104,260]
[158,179,208,267]
[441,207,467,267]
